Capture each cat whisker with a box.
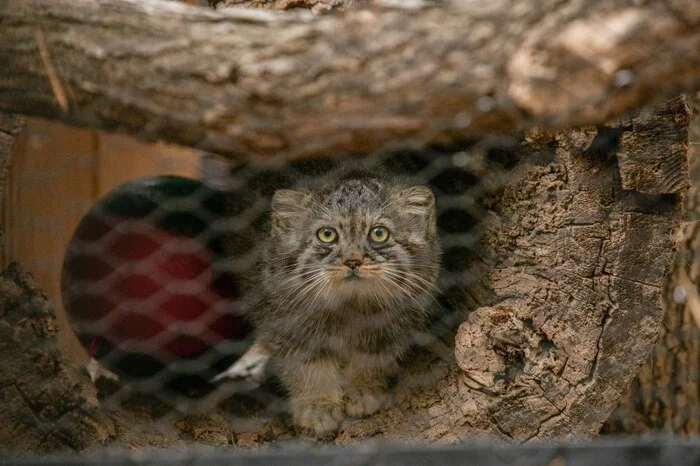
[268,262,322,273]
[323,266,346,271]
[285,275,325,305]
[385,259,443,272]
[274,272,326,308]
[381,264,443,293]
[274,268,326,287]
[361,265,382,271]
[291,273,333,309]
[379,271,440,311]
[380,268,437,292]
[307,275,333,313]
[375,278,405,309]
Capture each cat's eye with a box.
[317,227,338,243]
[369,226,390,243]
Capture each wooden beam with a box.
[0,0,698,160]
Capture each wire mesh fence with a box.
[0,0,699,461]
[60,145,510,416]
[3,121,699,452]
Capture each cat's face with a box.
[268,176,439,310]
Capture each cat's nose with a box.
[344,259,362,270]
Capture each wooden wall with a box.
[2,118,199,363]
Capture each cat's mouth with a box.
[344,265,380,283]
[343,269,365,280]
[324,265,394,302]
[327,265,381,281]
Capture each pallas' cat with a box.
[251,168,441,435]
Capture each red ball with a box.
[61,180,250,388]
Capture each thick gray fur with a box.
[249,163,441,436]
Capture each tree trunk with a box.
[0,264,115,455]
[211,0,367,13]
[603,94,700,435]
[332,97,689,443]
[0,0,699,160]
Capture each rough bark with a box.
[0,0,699,160]
[603,94,699,435]
[329,97,688,443]
[210,0,367,13]
[0,264,115,455]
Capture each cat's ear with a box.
[392,185,437,236]
[395,186,435,215]
[270,188,312,236]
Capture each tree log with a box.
[211,0,366,13]
[329,97,689,443]
[0,264,115,455]
[0,0,699,160]
[603,94,699,435]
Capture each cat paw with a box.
[85,358,119,383]
[210,342,270,387]
[293,401,344,437]
[345,388,389,418]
